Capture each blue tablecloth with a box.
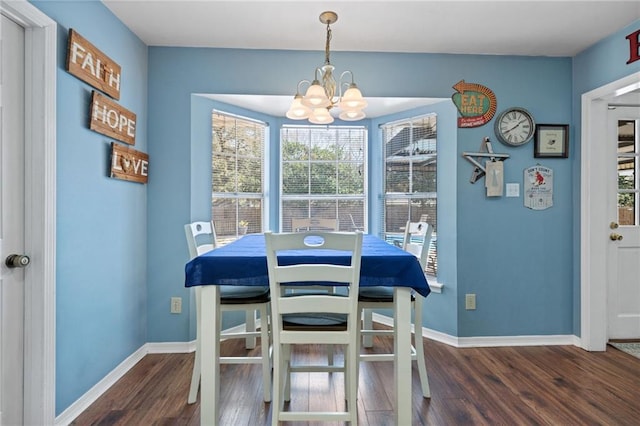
[185,233,430,297]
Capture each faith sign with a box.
[66,29,122,100]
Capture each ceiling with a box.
[103,1,640,117]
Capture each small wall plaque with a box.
[90,91,136,145]
[66,29,122,100]
[110,142,148,184]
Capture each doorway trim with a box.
[581,71,640,351]
[1,0,56,423]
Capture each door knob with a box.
[610,222,619,229]
[610,233,623,241]
[5,254,30,268]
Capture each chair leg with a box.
[188,340,201,404]
[362,308,373,347]
[283,344,292,402]
[245,309,257,349]
[188,287,202,404]
[271,342,282,426]
[327,344,335,366]
[259,305,272,402]
[413,297,430,398]
[346,343,358,424]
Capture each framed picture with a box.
[534,124,569,158]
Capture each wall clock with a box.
[494,107,536,146]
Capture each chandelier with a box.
[286,11,367,124]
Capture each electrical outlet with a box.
[171,297,182,314]
[465,294,476,310]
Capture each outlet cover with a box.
[465,294,476,310]
[171,297,182,314]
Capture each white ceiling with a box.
[103,0,640,117]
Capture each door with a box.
[0,14,26,425]
[607,105,640,339]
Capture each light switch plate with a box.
[506,183,520,197]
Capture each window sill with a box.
[428,281,443,294]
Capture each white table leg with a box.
[200,285,221,425]
[394,287,412,425]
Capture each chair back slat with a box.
[291,217,339,232]
[184,221,217,259]
[402,220,433,270]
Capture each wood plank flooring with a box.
[71,329,640,425]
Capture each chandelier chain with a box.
[325,23,332,65]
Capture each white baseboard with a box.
[372,312,578,348]
[54,316,579,425]
[53,322,253,425]
[54,345,148,425]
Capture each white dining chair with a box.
[291,217,339,232]
[184,221,271,404]
[357,220,432,398]
[265,230,363,425]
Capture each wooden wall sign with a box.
[451,80,497,128]
[90,91,136,145]
[110,142,148,184]
[626,28,640,65]
[66,29,122,100]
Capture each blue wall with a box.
[148,48,574,341]
[31,0,148,415]
[28,0,640,416]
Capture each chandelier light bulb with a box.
[309,107,334,124]
[302,81,331,108]
[286,95,312,120]
[339,109,366,121]
[340,85,367,111]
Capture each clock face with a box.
[494,108,535,146]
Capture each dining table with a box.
[185,232,430,425]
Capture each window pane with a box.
[237,157,262,193]
[282,162,309,194]
[310,163,337,194]
[212,112,265,243]
[282,200,310,232]
[382,114,438,276]
[338,163,364,194]
[617,119,638,226]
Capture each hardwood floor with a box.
[71,329,640,425]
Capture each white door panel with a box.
[607,106,640,339]
[1,13,26,426]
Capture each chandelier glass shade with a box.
[286,11,367,124]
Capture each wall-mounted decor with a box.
[494,107,536,147]
[524,165,553,210]
[534,124,568,158]
[66,29,122,100]
[110,142,148,184]
[90,91,136,145]
[451,80,497,128]
[626,28,639,65]
[462,137,509,184]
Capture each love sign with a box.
[110,142,148,184]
